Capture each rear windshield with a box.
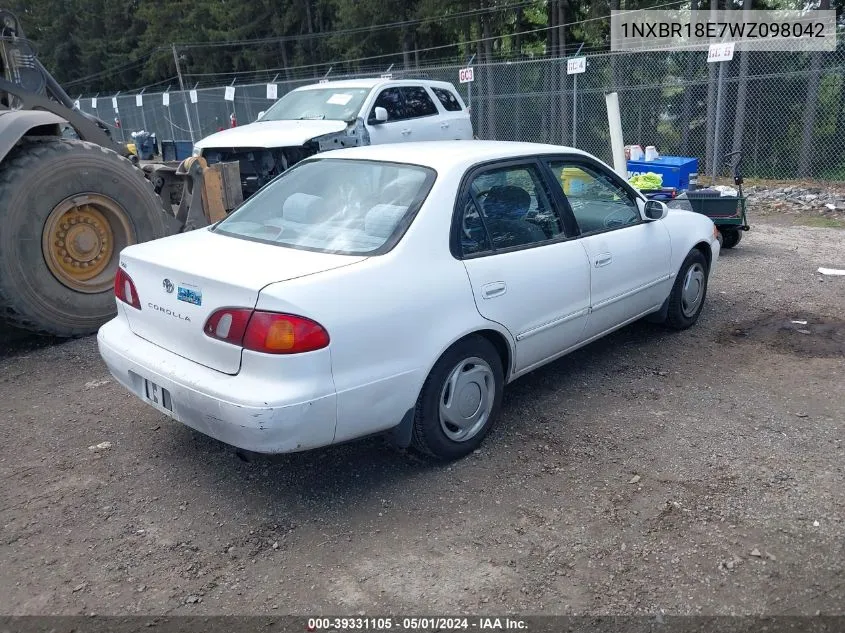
[213,159,437,255]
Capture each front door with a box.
[544,159,673,341]
[365,85,442,144]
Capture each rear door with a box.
[543,158,673,341]
[457,160,591,374]
[429,85,473,140]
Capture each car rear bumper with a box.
[97,316,337,453]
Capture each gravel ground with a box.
[1,215,843,617]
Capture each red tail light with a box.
[204,308,252,345]
[114,268,141,310]
[204,309,330,354]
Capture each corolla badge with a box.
[162,279,174,293]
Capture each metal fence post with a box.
[139,88,148,133]
[572,43,584,148]
[192,83,201,138]
[711,59,727,182]
[172,43,196,143]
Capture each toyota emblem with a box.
[163,279,174,293]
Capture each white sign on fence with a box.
[707,42,735,63]
[73,99,80,110]
[189,89,198,103]
[91,97,97,108]
[162,92,170,106]
[224,86,236,101]
[111,97,118,111]
[319,79,329,84]
[380,73,393,79]
[266,83,278,100]
[567,56,587,74]
[459,67,474,83]
[135,94,143,107]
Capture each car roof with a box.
[293,78,460,92]
[317,140,594,172]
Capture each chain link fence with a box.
[77,46,845,182]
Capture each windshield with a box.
[260,88,371,122]
[214,159,437,255]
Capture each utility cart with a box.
[664,151,750,249]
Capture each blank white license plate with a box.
[144,379,173,412]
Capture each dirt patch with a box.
[1,219,844,617]
[0,325,61,358]
[723,313,845,358]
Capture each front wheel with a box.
[411,336,504,460]
[663,249,709,330]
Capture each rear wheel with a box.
[0,138,170,336]
[411,335,504,460]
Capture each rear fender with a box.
[0,109,65,163]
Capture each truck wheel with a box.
[0,138,169,336]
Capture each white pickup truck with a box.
[193,78,473,198]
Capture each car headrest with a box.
[483,185,531,220]
[381,173,425,203]
[282,193,323,224]
[364,204,408,239]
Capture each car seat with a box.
[481,185,547,247]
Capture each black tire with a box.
[0,138,170,336]
[411,335,504,461]
[720,229,742,249]
[663,249,709,330]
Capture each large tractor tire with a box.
[0,138,171,337]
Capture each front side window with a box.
[546,161,641,234]
[369,88,405,123]
[214,159,436,255]
[457,164,565,255]
[261,88,371,122]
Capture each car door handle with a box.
[401,128,412,135]
[481,282,506,299]
[440,122,450,128]
[595,253,613,267]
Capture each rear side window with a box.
[432,87,463,112]
[456,164,565,256]
[400,87,438,118]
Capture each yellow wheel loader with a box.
[0,9,238,337]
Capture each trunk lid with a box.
[119,229,364,374]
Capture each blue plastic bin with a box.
[627,156,699,191]
[161,140,193,162]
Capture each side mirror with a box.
[256,110,265,121]
[644,199,668,220]
[374,107,388,123]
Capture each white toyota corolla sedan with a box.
[98,141,720,460]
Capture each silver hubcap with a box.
[681,262,706,318]
[439,357,496,442]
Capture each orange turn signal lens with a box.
[264,319,296,351]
